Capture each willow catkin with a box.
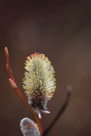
[23,53,56,117]
[20,118,40,136]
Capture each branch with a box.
[4,47,43,135]
[43,86,71,136]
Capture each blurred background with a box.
[0,0,91,136]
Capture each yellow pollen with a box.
[23,53,56,100]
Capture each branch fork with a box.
[4,47,71,136]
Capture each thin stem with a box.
[43,87,71,136]
[4,47,43,135]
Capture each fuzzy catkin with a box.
[23,53,56,117]
[20,118,40,136]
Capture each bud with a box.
[9,78,17,88]
[23,53,56,117]
[20,117,40,136]
[5,47,9,55]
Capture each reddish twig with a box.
[4,47,43,135]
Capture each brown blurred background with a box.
[0,0,91,136]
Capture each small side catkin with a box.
[23,53,56,117]
[20,117,40,136]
